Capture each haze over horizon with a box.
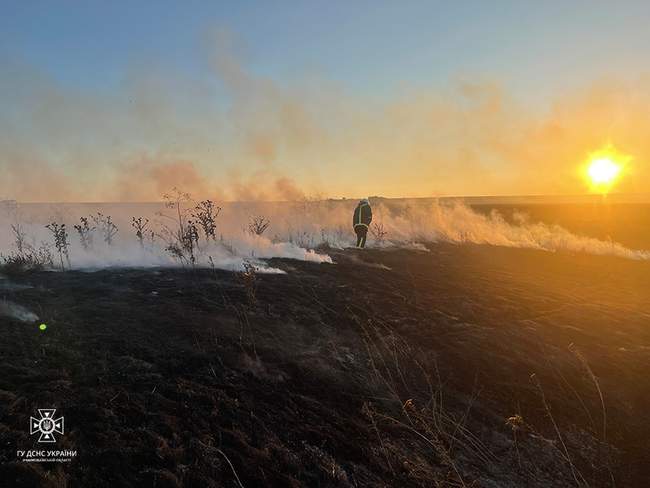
[5,192,650,206]
[2,1,650,202]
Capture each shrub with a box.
[158,188,200,266]
[238,260,258,306]
[370,223,388,245]
[181,219,200,265]
[92,213,118,246]
[74,216,96,251]
[1,244,54,274]
[10,222,27,254]
[45,222,70,270]
[193,200,221,241]
[131,217,150,249]
[248,216,270,236]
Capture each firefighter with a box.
[352,198,372,248]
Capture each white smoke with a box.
[0,201,334,272]
[379,201,650,260]
[67,235,332,272]
[1,199,649,272]
[0,299,39,323]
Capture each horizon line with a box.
[4,192,650,205]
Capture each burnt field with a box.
[1,244,649,487]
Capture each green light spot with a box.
[39,323,47,331]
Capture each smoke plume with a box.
[3,41,650,202]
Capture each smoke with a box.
[0,53,320,203]
[115,156,216,202]
[63,235,332,272]
[0,299,39,323]
[3,39,650,202]
[0,201,334,272]
[1,199,648,274]
[375,201,650,260]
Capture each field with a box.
[5,2,650,486]
[1,238,649,486]
[472,202,650,249]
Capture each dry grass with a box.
[355,313,491,486]
[530,373,586,487]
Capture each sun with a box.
[588,157,620,185]
[584,145,630,193]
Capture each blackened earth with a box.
[1,244,649,487]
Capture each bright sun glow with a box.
[588,157,621,184]
[584,145,630,192]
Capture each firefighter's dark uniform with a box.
[353,200,372,248]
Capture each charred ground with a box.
[1,244,649,487]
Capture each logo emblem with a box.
[30,409,64,443]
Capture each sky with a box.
[2,0,650,201]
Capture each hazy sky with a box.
[2,0,650,201]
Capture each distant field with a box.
[471,203,650,249]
